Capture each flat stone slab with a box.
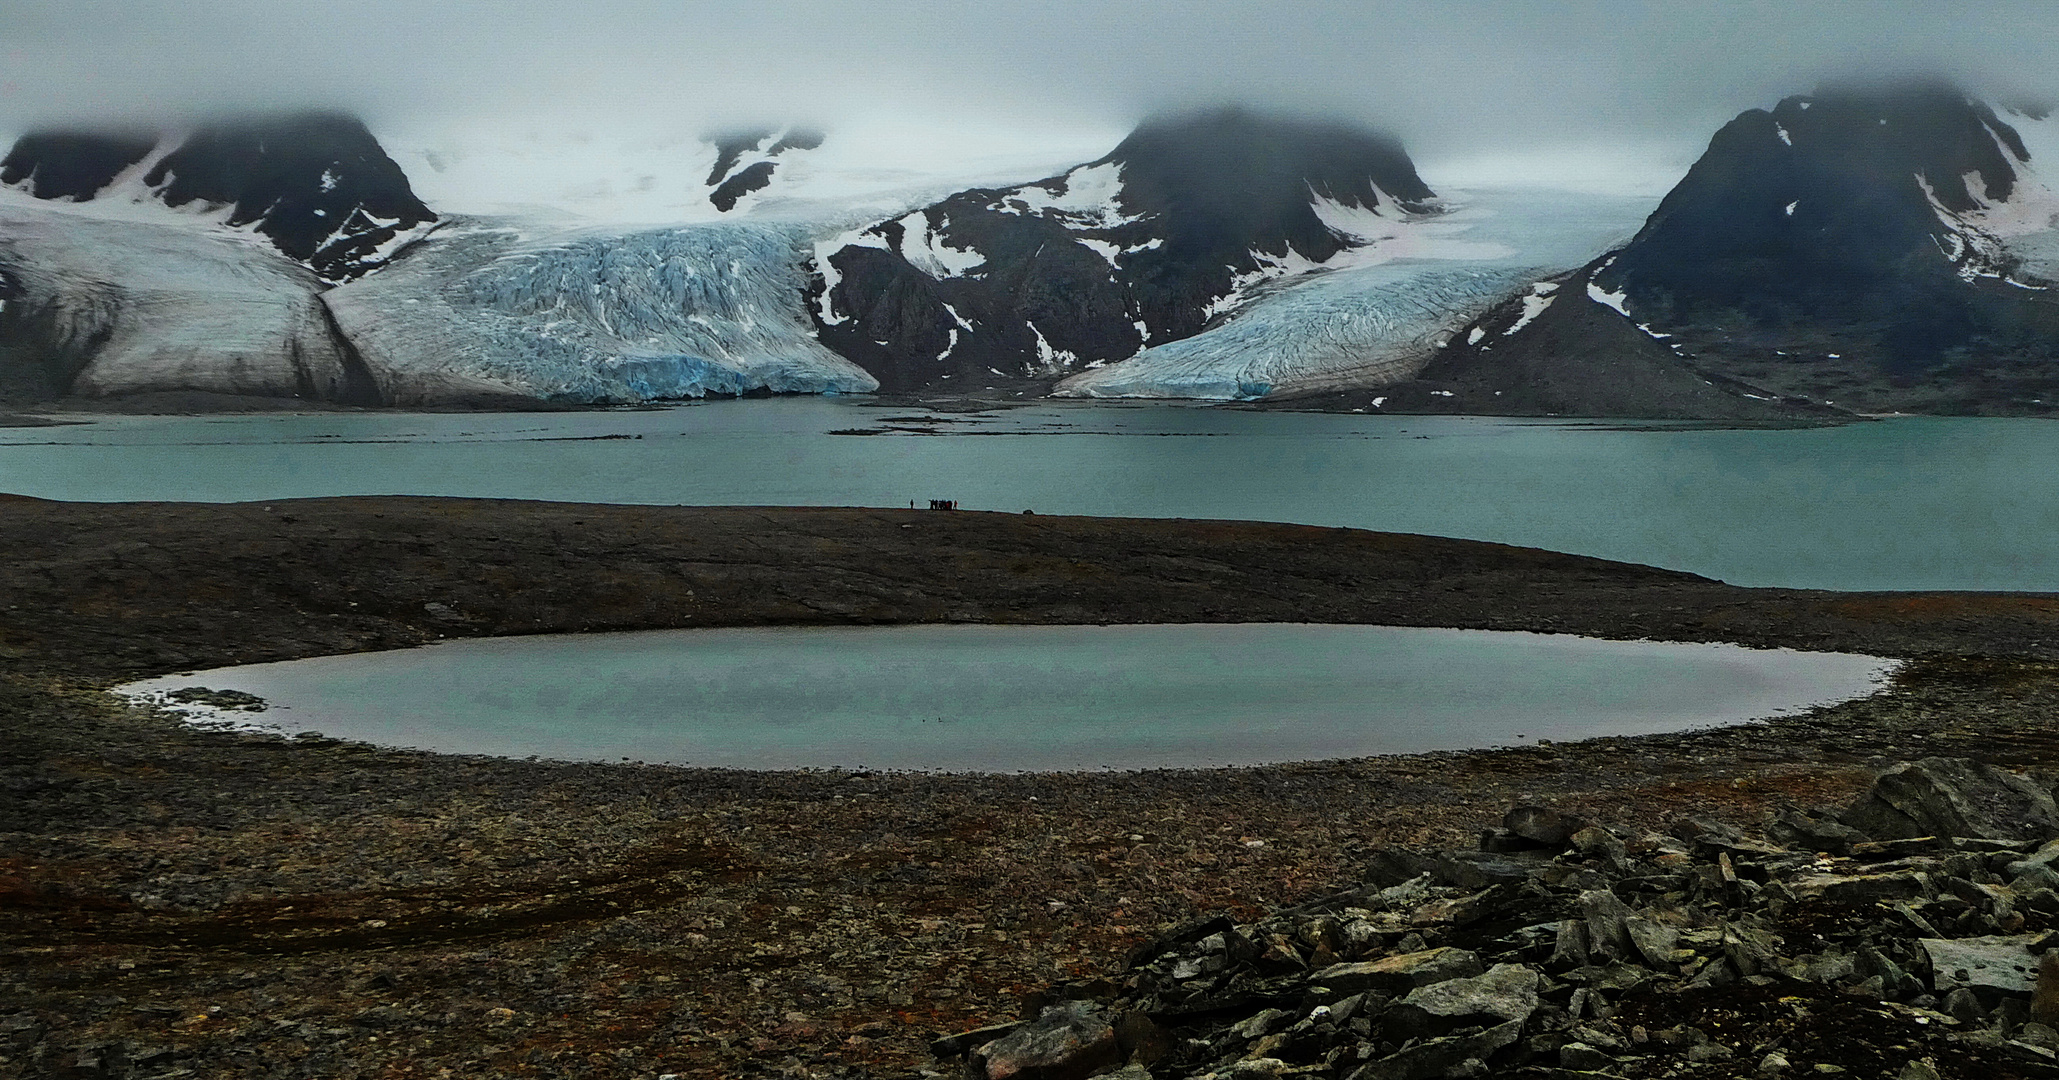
[1315,947,1484,996]
[1922,936,2047,995]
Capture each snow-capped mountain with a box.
[1,113,437,283]
[1419,80,2059,417]
[809,108,1446,392]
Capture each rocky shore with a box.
[7,499,2059,1078]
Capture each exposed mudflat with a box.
[6,499,2059,1078]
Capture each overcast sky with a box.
[3,0,2055,191]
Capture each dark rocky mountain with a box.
[811,107,1438,392]
[1365,263,1835,420]
[1444,79,2059,417]
[704,127,824,212]
[0,131,158,201]
[1,112,437,283]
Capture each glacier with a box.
[324,217,878,404]
[0,187,364,400]
[1055,187,1658,400]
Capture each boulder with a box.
[1561,1042,1616,1070]
[2034,952,2059,1026]
[1346,1019,1523,1080]
[1920,936,2049,996]
[2008,839,2059,879]
[1789,871,1933,905]
[1367,849,1552,890]
[1504,806,1589,847]
[1314,948,1484,996]
[972,1000,1122,1080]
[1768,808,1869,855]
[1382,963,1541,1041]
[1623,917,1682,968]
[1840,758,2059,842]
[1576,889,1636,963]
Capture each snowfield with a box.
[376,115,1120,230]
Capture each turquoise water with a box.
[120,625,1890,772]
[5,399,2057,590]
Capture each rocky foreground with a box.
[941,758,2059,1080]
[8,500,2059,1078]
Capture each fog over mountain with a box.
[2,0,2054,199]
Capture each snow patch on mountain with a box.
[989,161,1141,229]
[1587,279,1631,316]
[1504,282,1559,336]
[895,210,986,278]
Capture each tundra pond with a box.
[120,625,1893,772]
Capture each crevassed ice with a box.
[327,216,877,403]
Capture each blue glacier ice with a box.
[1058,188,1658,400]
[325,217,877,404]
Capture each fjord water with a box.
[122,625,1890,771]
[4,399,2056,590]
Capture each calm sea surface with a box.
[4,399,2055,590]
[120,625,1891,772]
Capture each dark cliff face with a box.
[142,112,437,282]
[1,112,437,283]
[1589,80,2059,404]
[1411,80,2059,418]
[1604,82,2021,318]
[812,107,1437,392]
[0,131,159,201]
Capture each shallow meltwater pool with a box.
[119,624,1894,772]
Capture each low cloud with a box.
[3,0,2054,192]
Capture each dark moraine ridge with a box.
[11,498,2059,1078]
[7,496,2059,681]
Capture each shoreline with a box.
[0,388,1905,428]
[8,500,2059,1077]
[109,624,1903,774]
